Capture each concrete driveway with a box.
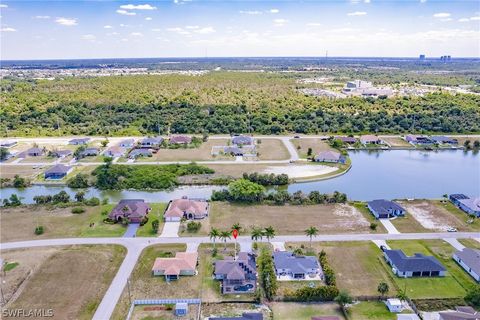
[160,222,180,237]
[123,223,139,238]
[380,219,400,234]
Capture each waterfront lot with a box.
[394,200,479,232]
[286,241,397,296]
[5,245,125,320]
[0,165,43,180]
[380,136,413,148]
[385,239,476,299]
[180,202,382,237]
[0,203,166,242]
[290,138,334,158]
[256,138,290,160]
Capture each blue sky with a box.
[1,0,479,60]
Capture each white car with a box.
[446,227,457,232]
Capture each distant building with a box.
[128,148,152,159]
[139,137,163,148]
[360,135,384,145]
[169,135,192,145]
[108,199,151,223]
[69,138,90,145]
[342,80,392,97]
[405,135,433,145]
[175,303,188,316]
[430,136,458,145]
[231,135,254,146]
[384,249,446,277]
[164,197,209,222]
[79,147,99,157]
[453,248,480,282]
[214,252,257,294]
[335,136,357,144]
[0,140,17,148]
[104,146,126,158]
[51,150,73,158]
[152,252,198,281]
[44,164,72,180]
[439,306,479,320]
[118,139,135,148]
[419,54,426,60]
[367,200,406,219]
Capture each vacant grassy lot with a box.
[381,136,414,148]
[6,245,125,320]
[385,239,477,299]
[347,301,396,320]
[397,200,479,232]
[272,302,345,320]
[140,139,232,162]
[19,156,56,164]
[256,138,290,160]
[458,239,480,249]
[390,215,429,233]
[290,138,334,159]
[130,304,200,320]
[181,202,379,237]
[0,203,166,242]
[0,165,43,180]
[286,241,397,296]
[201,302,269,319]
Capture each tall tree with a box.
[219,230,231,250]
[305,226,319,248]
[263,226,276,242]
[208,228,220,249]
[251,227,263,241]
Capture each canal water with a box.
[1,150,478,203]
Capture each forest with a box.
[1,71,479,136]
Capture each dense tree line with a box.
[242,172,289,186]
[1,73,479,136]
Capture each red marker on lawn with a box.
[232,229,238,239]
[232,229,238,260]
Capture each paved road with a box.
[1,231,479,320]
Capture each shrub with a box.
[103,218,116,224]
[286,285,339,302]
[101,209,109,216]
[71,207,86,214]
[85,197,100,206]
[152,219,160,233]
[34,226,44,235]
[370,222,378,231]
[140,216,149,226]
[186,221,202,232]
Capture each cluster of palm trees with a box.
[250,226,276,242]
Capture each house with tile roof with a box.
[164,197,209,222]
[273,251,322,280]
[214,252,257,294]
[384,249,446,278]
[231,135,254,146]
[108,199,151,223]
[119,138,135,148]
[128,148,152,159]
[169,135,192,145]
[152,252,198,281]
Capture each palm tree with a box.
[208,228,220,249]
[219,230,231,250]
[377,281,389,297]
[264,226,276,242]
[231,222,242,234]
[251,227,263,242]
[305,226,319,248]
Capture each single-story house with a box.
[79,147,99,157]
[439,306,479,320]
[118,138,135,148]
[21,147,44,157]
[360,135,383,145]
[169,135,192,145]
[231,135,254,146]
[384,249,446,278]
[164,197,209,222]
[335,136,357,144]
[108,199,151,223]
[214,252,257,294]
[367,199,406,219]
[386,298,403,313]
[152,252,198,281]
[453,248,480,282]
[69,138,90,145]
[273,251,322,280]
[449,193,470,205]
[405,135,433,145]
[450,194,480,217]
[209,313,263,320]
[314,150,345,164]
[0,140,17,148]
[52,150,73,158]
[224,146,245,156]
[44,164,73,180]
[430,136,458,144]
[128,148,152,159]
[104,146,126,158]
[139,137,163,148]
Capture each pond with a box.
[1,150,478,203]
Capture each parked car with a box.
[293,135,300,138]
[446,227,457,232]
[380,245,388,252]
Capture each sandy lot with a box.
[0,165,44,180]
[4,245,126,320]
[398,200,467,231]
[256,139,290,160]
[263,164,338,178]
[140,139,232,162]
[290,138,334,158]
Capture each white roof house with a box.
[386,298,403,313]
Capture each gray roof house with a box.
[214,252,257,294]
[118,138,135,148]
[450,194,480,217]
[367,200,406,219]
[44,164,72,180]
[273,251,322,280]
[139,137,163,148]
[439,306,479,320]
[52,150,73,158]
[431,136,458,144]
[231,135,254,146]
[314,151,345,164]
[384,249,446,278]
[128,148,152,159]
[209,313,263,320]
[453,248,480,282]
[69,138,90,145]
[26,147,44,157]
[79,147,99,157]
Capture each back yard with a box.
[256,138,290,160]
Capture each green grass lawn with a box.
[350,202,388,233]
[390,215,428,233]
[4,262,19,272]
[272,302,345,320]
[79,204,127,237]
[458,239,480,249]
[385,240,477,299]
[136,203,167,237]
[347,301,396,320]
[440,201,480,231]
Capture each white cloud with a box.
[121,38,128,42]
[471,16,480,21]
[364,0,371,3]
[173,0,192,4]
[130,32,143,37]
[55,17,78,26]
[145,17,152,21]
[0,4,8,8]
[347,11,367,16]
[185,25,199,29]
[120,24,128,27]
[270,9,279,14]
[239,10,262,15]
[307,22,322,27]
[273,18,288,26]
[420,0,427,3]
[151,28,162,32]
[117,10,136,16]
[433,12,450,18]
[35,15,51,19]
[167,27,190,35]
[0,27,16,32]
[119,4,157,10]
[440,18,452,22]
[104,25,113,29]
[195,26,215,34]
[81,34,96,41]
[458,18,470,22]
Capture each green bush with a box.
[186,221,202,232]
[85,197,100,206]
[71,207,86,214]
[34,226,44,235]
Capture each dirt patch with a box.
[290,138,334,159]
[256,139,290,160]
[3,245,125,320]
[399,200,464,231]
[263,164,338,178]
